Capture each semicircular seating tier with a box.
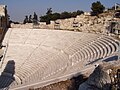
[0,28,119,89]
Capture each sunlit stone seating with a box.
[0,28,119,89]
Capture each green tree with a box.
[28,15,32,23]
[76,10,84,15]
[40,8,53,24]
[46,8,52,15]
[40,15,50,24]
[40,15,47,22]
[23,15,28,24]
[51,13,60,20]
[91,1,105,15]
[60,11,71,19]
[71,10,84,17]
[71,12,77,17]
[33,12,38,25]
[40,8,84,24]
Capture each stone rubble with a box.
[79,61,120,90]
[11,12,114,34]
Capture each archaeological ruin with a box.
[0,4,120,90]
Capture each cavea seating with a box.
[0,28,119,90]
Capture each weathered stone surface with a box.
[11,12,114,34]
[79,65,111,90]
[79,61,120,90]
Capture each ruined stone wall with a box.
[0,5,9,44]
[11,23,33,29]
[53,14,113,33]
[11,12,114,33]
[11,22,54,29]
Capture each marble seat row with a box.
[59,36,119,76]
[1,29,119,89]
[8,34,98,86]
[10,35,119,89]
[63,36,118,68]
[12,49,68,85]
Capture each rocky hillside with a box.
[79,61,120,90]
[11,11,116,34]
[79,64,111,90]
[54,12,114,33]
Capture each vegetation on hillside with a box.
[22,1,107,24]
[91,1,105,15]
[40,8,84,24]
[23,12,38,24]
